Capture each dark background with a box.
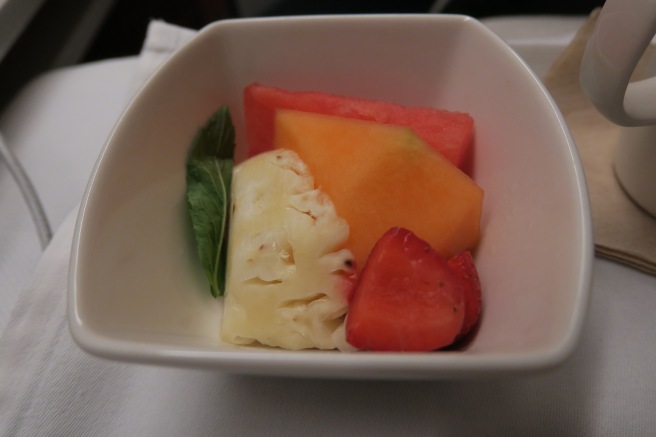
[82,0,605,62]
[0,0,605,112]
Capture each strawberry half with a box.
[346,227,465,351]
[448,251,482,339]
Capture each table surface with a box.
[1,16,655,436]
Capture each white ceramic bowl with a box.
[68,14,593,379]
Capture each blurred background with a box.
[0,0,605,112]
[87,0,605,59]
[85,0,605,61]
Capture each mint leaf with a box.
[186,106,236,297]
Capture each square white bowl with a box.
[68,14,593,379]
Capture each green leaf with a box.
[185,106,236,297]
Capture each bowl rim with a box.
[67,13,594,379]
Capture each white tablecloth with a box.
[1,17,655,436]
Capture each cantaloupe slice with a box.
[244,83,475,174]
[273,109,483,272]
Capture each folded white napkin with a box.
[2,18,656,437]
[130,20,197,95]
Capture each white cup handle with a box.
[581,0,656,126]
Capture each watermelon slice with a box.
[243,83,475,174]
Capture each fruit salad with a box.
[185,84,484,352]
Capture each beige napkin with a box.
[543,9,656,275]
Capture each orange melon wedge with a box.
[273,109,483,272]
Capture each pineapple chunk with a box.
[222,149,356,350]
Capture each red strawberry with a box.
[448,251,482,338]
[346,227,465,351]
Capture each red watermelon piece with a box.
[243,83,475,174]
